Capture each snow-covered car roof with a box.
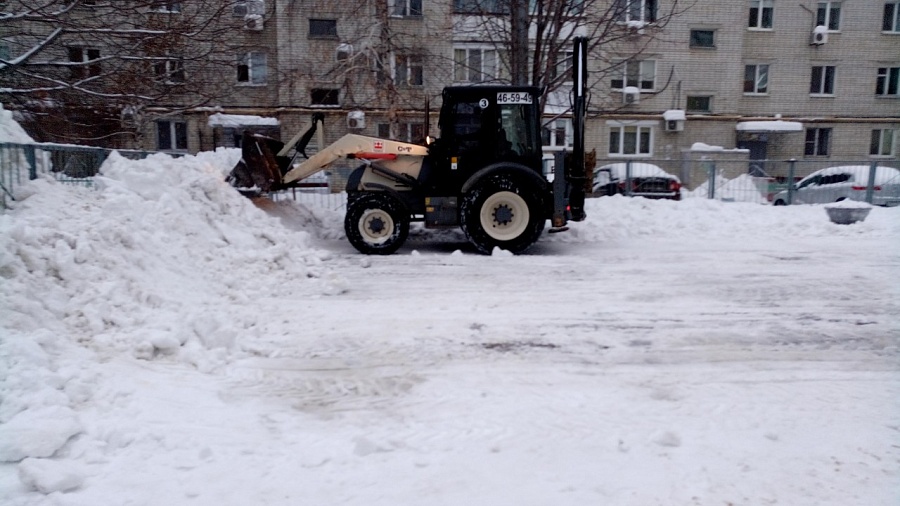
[594,162,680,182]
[799,165,900,185]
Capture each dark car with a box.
[593,162,682,200]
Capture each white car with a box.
[593,162,682,201]
[771,165,900,207]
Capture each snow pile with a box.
[683,173,771,204]
[556,193,899,243]
[0,142,344,485]
[0,104,35,143]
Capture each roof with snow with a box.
[735,120,803,132]
[208,113,279,128]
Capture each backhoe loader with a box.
[227,38,591,255]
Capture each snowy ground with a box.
[2,116,899,504]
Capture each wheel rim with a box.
[480,191,529,241]
[358,208,394,245]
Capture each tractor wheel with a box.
[460,173,546,254]
[344,192,410,255]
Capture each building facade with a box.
[3,1,898,172]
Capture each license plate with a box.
[496,92,533,105]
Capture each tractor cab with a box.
[433,86,544,189]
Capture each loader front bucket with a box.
[225,131,287,195]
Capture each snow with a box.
[2,110,900,505]
[0,104,36,143]
[663,109,685,121]
[594,162,680,182]
[735,120,804,132]
[689,142,749,153]
[207,113,279,128]
[797,164,900,186]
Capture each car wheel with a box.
[460,173,546,254]
[773,199,787,206]
[344,192,410,255]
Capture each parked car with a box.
[593,162,682,200]
[771,165,900,207]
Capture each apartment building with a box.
[4,1,897,167]
[599,0,900,169]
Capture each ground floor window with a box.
[157,120,187,151]
[542,119,572,151]
[609,123,653,156]
[870,128,895,156]
[377,122,425,143]
[804,127,831,156]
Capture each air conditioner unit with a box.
[336,43,353,63]
[244,14,264,31]
[665,120,684,132]
[623,86,640,105]
[811,25,828,45]
[348,110,365,129]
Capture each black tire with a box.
[773,199,787,206]
[460,173,546,254]
[344,192,410,255]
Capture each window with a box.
[68,47,101,79]
[150,1,181,13]
[689,29,716,48]
[686,95,712,113]
[311,88,339,106]
[876,67,900,96]
[394,55,423,86]
[309,19,338,38]
[615,0,657,23]
[542,119,573,151]
[871,129,895,156]
[237,52,267,84]
[609,124,653,156]
[453,0,508,14]
[154,57,185,84]
[816,1,841,31]
[454,47,501,83]
[551,51,574,81]
[810,65,835,95]
[611,60,656,91]
[391,0,422,16]
[804,128,831,156]
[748,0,773,29]
[530,0,584,15]
[233,0,264,16]
[886,2,900,32]
[377,122,425,142]
[157,120,187,151]
[744,64,769,94]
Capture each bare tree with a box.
[0,0,249,146]
[450,0,692,120]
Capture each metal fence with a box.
[592,158,900,206]
[0,142,156,209]
[5,142,897,210]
